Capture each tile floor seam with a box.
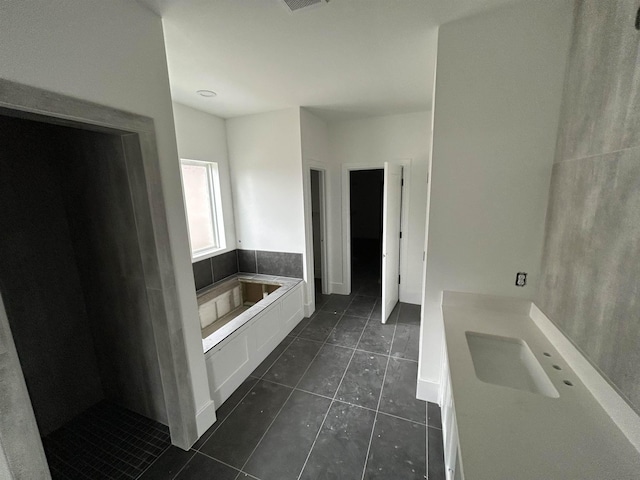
[238,294,360,479]
[359,303,401,480]
[295,296,379,480]
[133,444,174,479]
[192,450,261,480]
[163,450,197,480]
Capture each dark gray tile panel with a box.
[326,315,368,348]
[139,446,195,479]
[192,259,213,291]
[321,294,353,315]
[297,344,353,397]
[257,250,303,278]
[297,311,341,343]
[427,402,442,430]
[428,426,446,480]
[390,323,420,361]
[250,335,295,378]
[336,350,387,410]
[243,390,331,480]
[299,402,376,480]
[379,358,426,424]
[212,250,238,282]
[262,338,322,387]
[175,451,238,480]
[397,303,421,325]
[199,380,292,468]
[345,295,377,318]
[358,318,395,355]
[237,249,257,273]
[364,413,426,480]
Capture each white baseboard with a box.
[195,400,217,438]
[330,282,349,296]
[530,303,640,451]
[417,377,440,404]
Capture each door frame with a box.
[341,160,411,297]
[303,160,330,314]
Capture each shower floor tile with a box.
[43,400,171,480]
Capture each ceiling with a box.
[138,0,515,121]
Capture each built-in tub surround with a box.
[538,0,640,412]
[201,273,304,409]
[193,250,239,290]
[198,277,280,341]
[199,274,303,353]
[441,292,640,480]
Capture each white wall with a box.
[173,102,237,257]
[226,108,305,254]
[327,112,432,304]
[301,108,332,313]
[420,0,573,402]
[0,0,214,438]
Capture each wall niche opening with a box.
[0,113,171,478]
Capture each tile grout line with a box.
[359,303,401,480]
[254,376,428,427]
[133,443,174,479]
[295,296,380,480]
[195,450,262,480]
[235,295,360,480]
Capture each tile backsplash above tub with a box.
[193,249,303,291]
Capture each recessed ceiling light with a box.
[197,90,217,98]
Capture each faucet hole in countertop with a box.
[553,365,562,370]
[543,352,551,357]
[563,380,573,386]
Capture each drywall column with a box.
[538,0,640,412]
[301,108,332,311]
[420,1,573,402]
[226,108,308,302]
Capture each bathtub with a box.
[198,274,304,409]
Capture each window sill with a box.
[192,246,230,263]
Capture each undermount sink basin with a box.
[466,331,559,398]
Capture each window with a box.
[180,159,226,259]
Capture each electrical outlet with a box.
[515,272,527,287]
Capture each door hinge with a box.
[398,275,401,284]
[399,231,402,239]
[401,178,404,187]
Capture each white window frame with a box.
[180,158,226,261]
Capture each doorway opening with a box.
[0,114,171,478]
[349,169,384,297]
[0,80,200,479]
[310,168,328,303]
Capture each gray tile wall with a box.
[0,117,105,436]
[538,0,640,411]
[238,250,303,278]
[59,126,168,424]
[192,250,239,291]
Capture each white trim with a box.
[417,376,440,404]
[529,303,640,450]
[341,160,412,300]
[302,159,330,311]
[195,399,217,438]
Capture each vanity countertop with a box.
[442,291,640,480]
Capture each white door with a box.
[381,162,403,323]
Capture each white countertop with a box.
[442,291,640,480]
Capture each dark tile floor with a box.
[140,286,446,480]
[44,400,171,479]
